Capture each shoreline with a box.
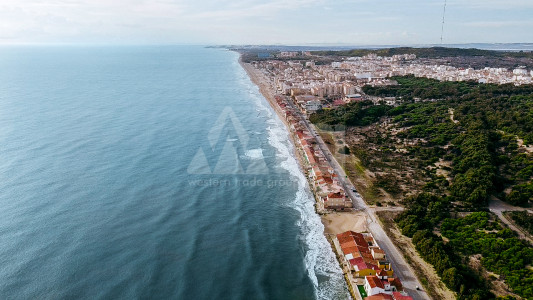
[239,57,368,234]
[239,57,291,129]
[238,55,433,300]
[239,56,368,299]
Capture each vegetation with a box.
[441,212,533,298]
[310,76,533,298]
[311,76,533,207]
[312,47,533,59]
[338,145,351,154]
[507,211,533,235]
[397,195,492,299]
[397,197,533,299]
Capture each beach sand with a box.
[239,60,287,125]
[239,56,369,236]
[321,211,368,235]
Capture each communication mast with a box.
[440,0,447,44]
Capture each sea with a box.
[0,46,348,299]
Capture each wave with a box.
[265,123,349,300]
[237,64,349,299]
[243,148,264,160]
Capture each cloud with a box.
[448,0,533,9]
[0,0,531,44]
[462,20,533,28]
[188,0,324,20]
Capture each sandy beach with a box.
[239,56,369,236]
[321,211,368,235]
[239,59,291,128]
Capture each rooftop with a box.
[366,275,385,289]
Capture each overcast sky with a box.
[1,0,532,45]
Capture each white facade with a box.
[364,280,385,296]
[513,68,528,76]
[305,100,322,112]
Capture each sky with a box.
[0,0,532,45]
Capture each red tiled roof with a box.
[366,275,385,289]
[340,240,357,249]
[363,257,378,265]
[350,256,364,265]
[342,246,359,255]
[336,231,358,239]
[390,277,403,290]
[356,262,369,271]
[372,247,385,254]
[377,269,388,276]
[327,192,343,199]
[337,235,355,244]
[354,236,369,249]
[362,248,374,257]
[365,294,393,300]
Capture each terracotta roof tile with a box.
[366,275,385,289]
[364,293,393,300]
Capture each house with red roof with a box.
[365,293,393,300]
[364,275,406,297]
[352,260,380,277]
[364,275,386,296]
[324,192,346,210]
[371,247,386,260]
[388,277,403,292]
[364,292,413,300]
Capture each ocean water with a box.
[0,46,347,299]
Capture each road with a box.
[286,98,430,300]
[489,198,533,244]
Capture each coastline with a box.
[239,56,368,299]
[239,56,367,235]
[238,55,432,300]
[239,57,291,129]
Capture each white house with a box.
[305,100,322,113]
[365,275,386,296]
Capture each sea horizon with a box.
[1,42,532,50]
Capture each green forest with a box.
[310,77,533,299]
[311,47,533,59]
[507,211,533,235]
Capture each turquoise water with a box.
[0,46,347,299]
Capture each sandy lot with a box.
[321,211,368,235]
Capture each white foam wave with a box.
[243,149,264,160]
[266,124,349,300]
